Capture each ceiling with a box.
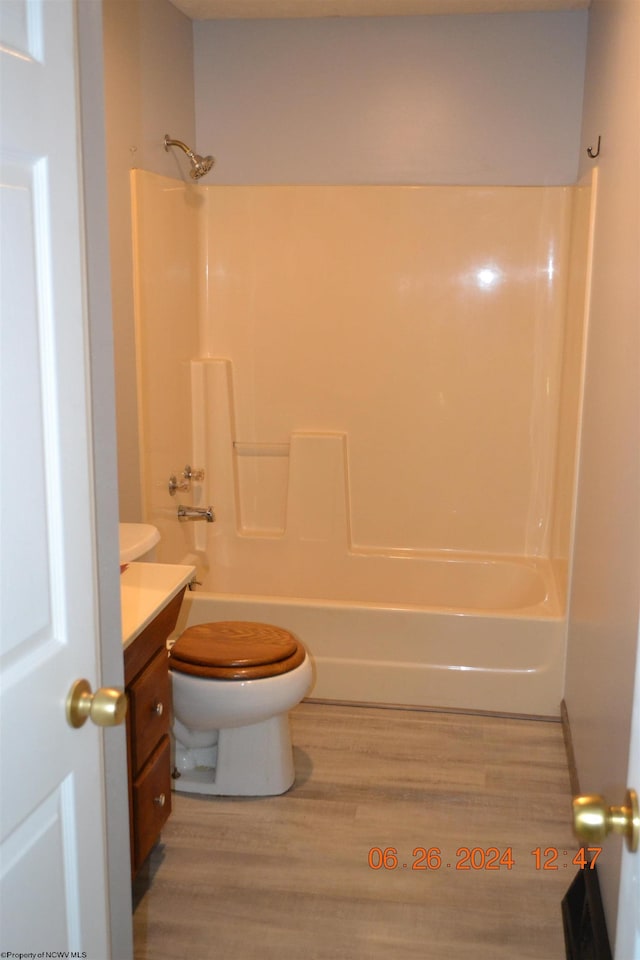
[169,0,588,19]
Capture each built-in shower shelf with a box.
[233,441,290,457]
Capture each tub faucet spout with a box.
[177,505,215,523]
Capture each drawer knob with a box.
[153,701,164,716]
[154,793,166,807]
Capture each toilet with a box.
[169,621,313,796]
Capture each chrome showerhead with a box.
[164,134,214,181]
[190,153,214,180]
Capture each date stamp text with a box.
[367,846,602,871]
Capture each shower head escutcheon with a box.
[164,134,214,180]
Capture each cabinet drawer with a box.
[133,735,172,870]
[129,649,171,772]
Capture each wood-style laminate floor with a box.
[133,702,577,960]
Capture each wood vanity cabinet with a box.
[124,588,186,876]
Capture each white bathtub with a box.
[171,553,566,718]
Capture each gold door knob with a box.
[572,788,639,852]
[66,678,128,729]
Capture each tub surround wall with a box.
[132,172,592,583]
[202,185,573,560]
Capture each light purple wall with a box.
[194,12,588,185]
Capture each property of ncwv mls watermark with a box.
[1,952,87,959]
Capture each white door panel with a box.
[1,1,111,955]
[615,622,640,958]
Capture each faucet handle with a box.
[168,474,190,496]
[168,466,205,496]
[183,465,205,482]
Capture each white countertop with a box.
[120,562,195,649]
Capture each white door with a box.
[615,620,640,958]
[1,1,113,955]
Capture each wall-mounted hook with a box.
[587,136,601,159]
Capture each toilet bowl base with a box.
[172,713,295,796]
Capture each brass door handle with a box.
[66,678,128,729]
[572,788,639,852]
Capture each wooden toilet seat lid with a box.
[169,621,306,680]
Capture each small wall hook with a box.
[587,136,601,159]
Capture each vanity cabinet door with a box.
[129,649,171,771]
[133,736,172,870]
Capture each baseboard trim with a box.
[561,698,581,795]
[305,696,561,723]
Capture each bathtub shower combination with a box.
[174,561,564,718]
[132,173,597,719]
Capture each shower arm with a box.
[164,135,196,162]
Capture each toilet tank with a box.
[119,523,160,563]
